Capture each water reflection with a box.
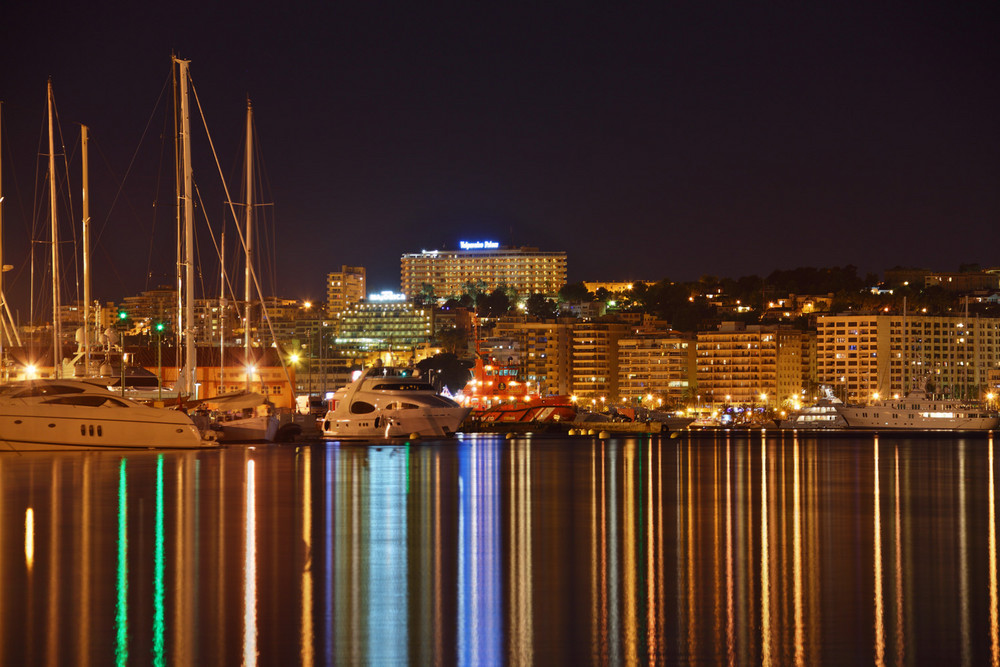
[1,433,1000,664]
[244,458,258,666]
[990,433,999,666]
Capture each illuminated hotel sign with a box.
[368,290,408,302]
[459,240,499,250]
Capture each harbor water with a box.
[2,430,999,665]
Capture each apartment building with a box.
[572,320,629,400]
[492,317,574,395]
[326,265,366,317]
[618,330,697,407]
[816,314,1000,401]
[696,322,807,406]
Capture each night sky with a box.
[2,2,998,309]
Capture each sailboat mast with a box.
[244,99,253,392]
[176,57,197,398]
[47,80,62,378]
[220,230,225,388]
[81,124,91,374]
[173,59,183,370]
[0,100,4,370]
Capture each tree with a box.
[462,280,489,307]
[414,283,437,307]
[558,282,593,303]
[436,327,470,355]
[479,287,512,318]
[416,353,472,394]
[526,292,559,319]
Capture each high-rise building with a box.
[696,322,808,407]
[572,320,629,401]
[618,330,697,406]
[492,317,575,395]
[816,314,1000,402]
[400,243,567,300]
[327,266,366,317]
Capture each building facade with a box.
[618,330,697,407]
[696,322,808,407]
[492,317,575,395]
[816,314,1000,402]
[334,298,435,366]
[400,244,567,300]
[572,320,629,401]
[326,265,367,317]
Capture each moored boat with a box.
[321,365,471,440]
[835,382,998,431]
[779,391,848,430]
[0,379,212,451]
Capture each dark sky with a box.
[2,2,999,309]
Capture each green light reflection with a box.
[153,455,165,666]
[115,458,128,666]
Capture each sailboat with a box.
[0,80,213,451]
[188,94,278,443]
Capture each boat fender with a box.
[588,429,597,436]
[505,432,515,440]
[598,431,610,439]
[409,432,421,440]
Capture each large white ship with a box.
[835,383,998,431]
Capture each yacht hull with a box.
[322,407,470,440]
[0,409,208,450]
[836,405,999,431]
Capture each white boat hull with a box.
[322,407,470,440]
[836,406,999,431]
[216,415,279,443]
[0,406,208,450]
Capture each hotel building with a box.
[816,314,1000,402]
[334,295,435,366]
[400,242,567,299]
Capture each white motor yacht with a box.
[321,366,471,440]
[779,388,848,429]
[835,382,998,431]
[0,379,212,451]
